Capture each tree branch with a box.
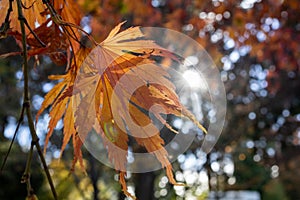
[42,0,97,46]
[21,141,34,197]
[23,19,46,47]
[0,0,13,38]
[16,0,58,199]
[0,106,24,174]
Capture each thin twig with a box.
[42,0,97,46]
[0,106,25,174]
[23,19,46,47]
[0,0,13,38]
[21,141,34,197]
[19,0,46,47]
[16,0,58,199]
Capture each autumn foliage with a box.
[2,0,300,199]
[0,0,208,198]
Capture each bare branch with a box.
[0,106,25,174]
[16,0,58,199]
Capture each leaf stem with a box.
[16,0,58,199]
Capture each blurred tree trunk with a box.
[88,155,100,200]
[0,117,6,140]
[135,172,156,200]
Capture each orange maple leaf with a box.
[0,0,82,65]
[36,47,91,170]
[37,22,206,198]
[0,0,47,35]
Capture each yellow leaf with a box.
[60,98,76,157]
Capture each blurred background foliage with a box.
[0,0,300,199]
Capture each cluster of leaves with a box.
[91,0,299,198]
[0,0,207,198]
[2,0,300,199]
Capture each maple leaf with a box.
[36,47,91,170]
[0,0,47,35]
[0,0,82,65]
[73,22,207,197]
[0,0,80,35]
[37,22,206,198]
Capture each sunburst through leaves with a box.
[36,22,207,198]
